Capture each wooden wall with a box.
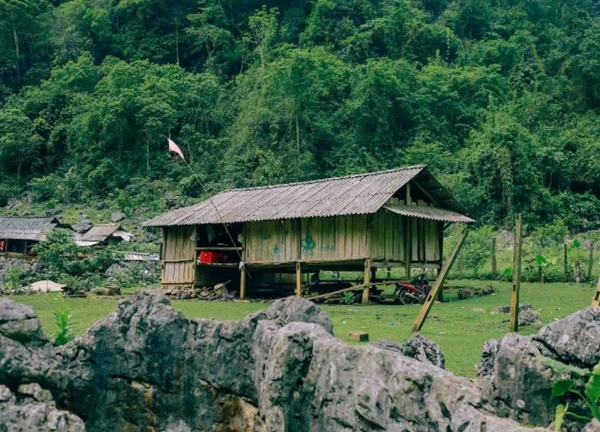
[370,211,442,264]
[244,215,368,263]
[370,210,405,262]
[162,226,195,285]
[244,219,299,263]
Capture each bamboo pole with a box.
[510,214,523,333]
[412,227,469,333]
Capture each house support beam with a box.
[240,265,247,300]
[362,258,371,305]
[412,227,469,333]
[295,262,302,297]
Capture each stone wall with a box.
[0,291,557,431]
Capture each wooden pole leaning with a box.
[412,227,469,333]
[510,214,523,333]
[592,277,600,307]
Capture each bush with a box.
[53,306,75,346]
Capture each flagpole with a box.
[167,137,243,264]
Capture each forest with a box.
[1,0,600,231]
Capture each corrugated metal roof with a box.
[79,224,121,242]
[383,204,475,223]
[122,252,160,262]
[143,165,471,227]
[0,217,65,241]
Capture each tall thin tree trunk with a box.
[295,113,300,153]
[12,19,20,89]
[146,143,150,174]
[175,25,180,65]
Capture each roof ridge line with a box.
[215,165,427,194]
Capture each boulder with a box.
[0,292,547,432]
[492,303,534,314]
[72,219,93,234]
[0,298,47,345]
[111,211,125,222]
[478,307,600,428]
[371,333,445,369]
[519,307,542,326]
[0,384,84,431]
[481,285,497,295]
[457,288,472,300]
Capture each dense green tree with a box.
[0,0,599,231]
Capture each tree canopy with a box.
[1,0,599,230]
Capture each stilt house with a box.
[143,165,474,303]
[0,217,72,257]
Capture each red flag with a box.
[167,137,185,161]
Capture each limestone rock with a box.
[583,419,600,432]
[371,333,445,369]
[0,297,47,345]
[478,307,600,428]
[519,307,542,326]
[534,307,600,367]
[0,291,547,432]
[111,211,125,222]
[72,219,93,234]
[0,384,85,432]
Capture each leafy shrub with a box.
[53,306,75,346]
[539,356,600,431]
[343,291,355,305]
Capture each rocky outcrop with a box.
[0,384,85,432]
[1,291,549,432]
[477,307,600,427]
[371,333,446,368]
[0,258,39,287]
[0,298,47,345]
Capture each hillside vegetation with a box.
[1,0,600,231]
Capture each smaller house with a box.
[75,224,132,247]
[0,217,72,257]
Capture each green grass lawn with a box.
[11,280,595,377]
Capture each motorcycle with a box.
[394,274,432,305]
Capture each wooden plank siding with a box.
[370,210,441,264]
[244,215,368,264]
[162,226,195,285]
[245,219,299,263]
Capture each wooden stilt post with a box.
[491,237,497,278]
[588,242,594,281]
[405,182,412,280]
[295,262,302,297]
[510,214,523,333]
[362,259,371,305]
[412,227,469,333]
[240,265,246,300]
[592,277,600,307]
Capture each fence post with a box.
[588,242,594,281]
[510,214,523,333]
[491,237,497,278]
[564,243,569,281]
